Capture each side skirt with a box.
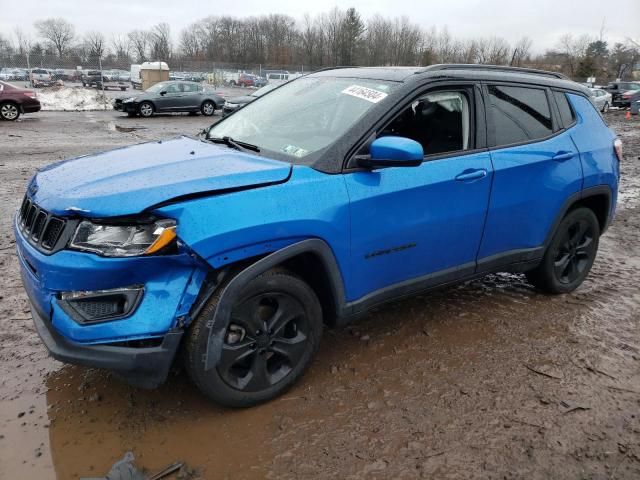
[337,247,544,326]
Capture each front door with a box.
[344,87,493,301]
[155,82,185,111]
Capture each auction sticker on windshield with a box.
[342,85,388,103]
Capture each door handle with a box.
[455,169,487,182]
[552,151,575,162]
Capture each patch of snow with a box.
[38,87,112,111]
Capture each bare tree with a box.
[510,37,532,66]
[85,31,107,63]
[128,30,151,62]
[150,23,172,60]
[14,28,32,56]
[111,34,130,61]
[34,18,75,58]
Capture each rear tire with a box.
[0,102,20,121]
[138,101,154,118]
[184,268,323,407]
[526,207,600,294]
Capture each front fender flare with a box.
[203,238,346,371]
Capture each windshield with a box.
[251,83,279,98]
[208,76,397,162]
[146,81,171,93]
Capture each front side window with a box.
[380,91,471,156]
[208,76,398,162]
[487,85,552,146]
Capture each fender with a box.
[543,184,613,246]
[202,238,346,371]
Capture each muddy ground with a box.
[0,110,638,480]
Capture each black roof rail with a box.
[421,64,569,80]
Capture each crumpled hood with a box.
[30,136,291,217]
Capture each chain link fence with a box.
[0,53,314,90]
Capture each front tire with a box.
[0,102,20,121]
[602,102,609,113]
[138,101,154,118]
[184,269,323,407]
[526,207,600,294]
[201,100,215,116]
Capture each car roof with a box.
[309,64,588,94]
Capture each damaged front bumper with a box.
[14,213,211,388]
[30,302,183,388]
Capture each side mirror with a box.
[357,136,423,169]
[160,90,167,96]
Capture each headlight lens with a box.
[224,102,238,108]
[70,219,176,257]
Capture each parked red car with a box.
[238,73,255,87]
[0,81,41,121]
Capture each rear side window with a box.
[487,85,553,146]
[553,91,576,128]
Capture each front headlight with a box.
[70,219,177,257]
[122,97,136,103]
[224,102,238,108]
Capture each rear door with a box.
[476,83,582,271]
[344,84,494,301]
[181,83,201,109]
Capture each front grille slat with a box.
[41,218,65,250]
[17,194,67,252]
[32,211,47,240]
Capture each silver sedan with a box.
[589,88,612,113]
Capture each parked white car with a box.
[589,88,612,113]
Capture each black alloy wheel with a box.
[526,207,600,294]
[552,217,596,285]
[219,292,310,392]
[184,268,323,407]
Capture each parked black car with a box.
[604,81,640,107]
[82,71,128,91]
[222,83,279,116]
[114,81,224,117]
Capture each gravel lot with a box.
[0,110,638,479]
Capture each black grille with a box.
[17,195,66,252]
[41,218,65,250]
[72,298,123,319]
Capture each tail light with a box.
[23,92,36,98]
[623,94,631,100]
[614,138,623,162]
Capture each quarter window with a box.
[487,85,553,146]
[553,91,576,128]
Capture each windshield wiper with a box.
[207,136,260,153]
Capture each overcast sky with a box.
[1,0,638,52]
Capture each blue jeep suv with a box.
[14,65,620,407]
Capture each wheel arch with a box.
[545,185,613,247]
[568,189,611,234]
[197,238,346,371]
